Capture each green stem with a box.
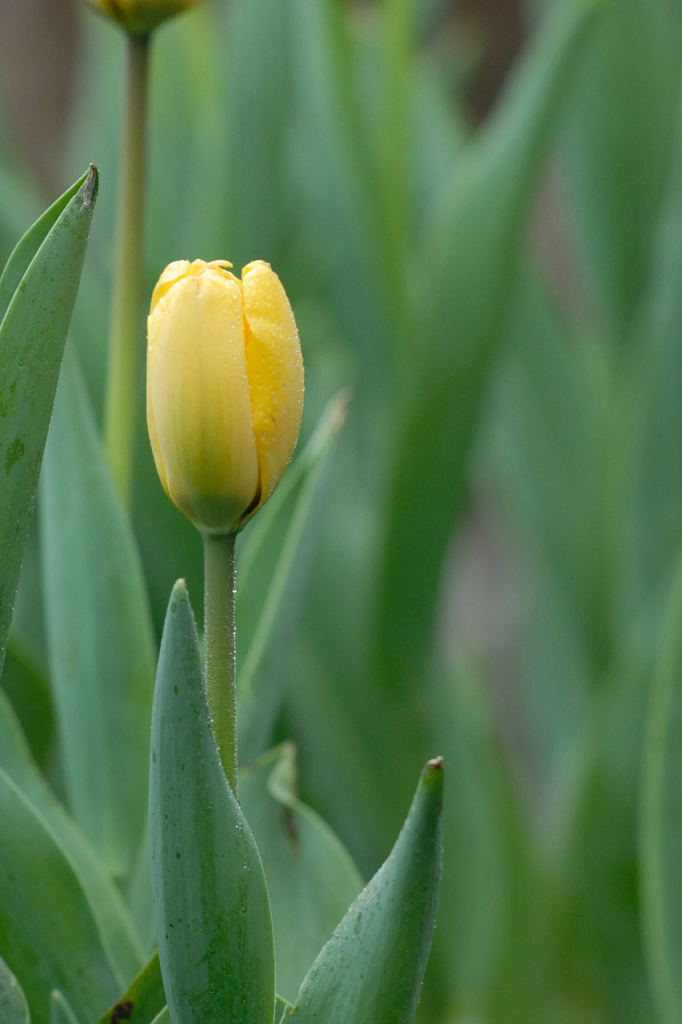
[203,532,239,797]
[104,32,150,507]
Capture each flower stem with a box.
[202,532,239,797]
[104,32,150,507]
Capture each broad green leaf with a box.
[0,953,30,1024]
[95,953,166,1024]
[1,631,55,771]
[0,688,144,988]
[237,393,347,763]
[282,758,443,1024]
[40,345,156,881]
[50,992,79,1024]
[150,581,275,1024]
[150,1010,170,1024]
[376,0,602,689]
[0,170,89,329]
[640,549,682,1024]
[0,167,97,672]
[563,0,680,337]
[0,766,118,1024]
[240,743,363,1002]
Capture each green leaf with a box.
[0,170,90,328]
[640,549,682,1024]
[376,0,602,688]
[39,345,156,881]
[282,758,444,1024]
[0,953,30,1024]
[0,167,97,672]
[1,631,55,771]
[150,581,275,1024]
[0,766,118,1024]
[150,1010,170,1024]
[562,0,680,337]
[94,953,166,1024]
[50,992,80,1024]
[240,743,363,1002]
[0,688,144,989]
[237,393,348,763]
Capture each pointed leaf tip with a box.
[79,166,99,208]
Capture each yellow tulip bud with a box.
[83,0,201,35]
[147,259,304,536]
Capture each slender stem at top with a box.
[202,532,239,798]
[104,32,150,507]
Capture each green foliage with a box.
[240,743,363,1002]
[281,759,443,1024]
[0,169,97,671]
[150,581,275,1024]
[40,346,155,882]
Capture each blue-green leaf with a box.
[237,393,347,763]
[0,168,97,672]
[282,758,444,1024]
[40,345,156,881]
[50,992,79,1024]
[0,688,144,988]
[240,743,363,1002]
[0,766,118,1024]
[0,953,30,1024]
[150,581,275,1024]
[640,549,682,1024]
[94,953,166,1024]
[376,0,602,688]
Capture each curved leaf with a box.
[376,0,602,688]
[283,758,444,1024]
[641,550,682,1024]
[150,581,275,1024]
[50,992,79,1024]
[0,167,97,671]
[237,392,347,763]
[40,345,156,881]
[0,953,30,1024]
[0,688,144,988]
[0,766,118,1024]
[95,953,166,1024]
[240,743,363,1002]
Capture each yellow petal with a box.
[147,266,258,534]
[241,261,304,519]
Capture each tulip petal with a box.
[241,261,304,518]
[147,268,258,534]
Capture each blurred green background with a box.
[3,0,682,1020]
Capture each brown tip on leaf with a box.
[80,165,99,207]
[427,756,444,771]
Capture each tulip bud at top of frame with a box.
[83,0,201,35]
[147,259,304,537]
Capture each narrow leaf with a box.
[150,581,275,1024]
[50,992,80,1024]
[641,549,682,1024]
[0,953,30,1024]
[0,766,118,1024]
[40,345,156,881]
[0,688,144,989]
[95,953,166,1024]
[376,0,601,687]
[237,393,347,763]
[283,758,444,1024]
[240,743,363,1002]
[0,167,97,671]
